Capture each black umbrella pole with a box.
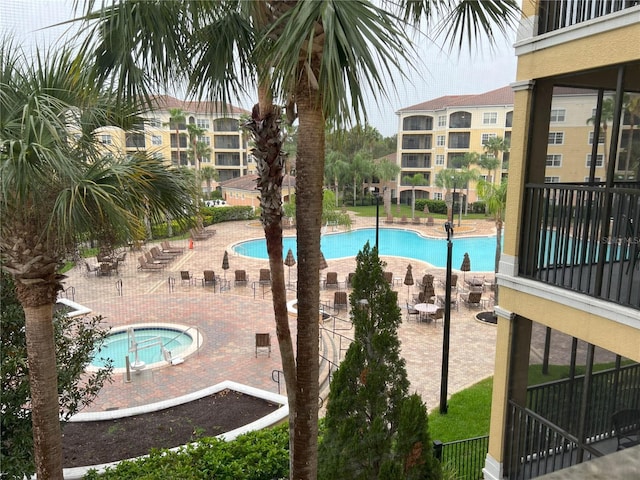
[440,233,453,414]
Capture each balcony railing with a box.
[519,182,640,309]
[538,0,639,35]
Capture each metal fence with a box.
[435,436,489,480]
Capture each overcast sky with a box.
[1,0,518,138]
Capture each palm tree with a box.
[374,157,401,217]
[200,165,218,196]
[623,94,640,179]
[165,108,187,166]
[402,173,427,219]
[0,42,193,479]
[325,151,349,205]
[186,123,207,170]
[455,151,480,214]
[435,168,466,223]
[482,136,509,184]
[477,179,508,304]
[587,98,615,173]
[77,1,520,477]
[348,151,375,206]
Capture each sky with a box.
[1,0,518,138]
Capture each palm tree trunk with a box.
[495,219,503,305]
[293,83,322,480]
[23,300,64,479]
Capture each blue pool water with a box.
[91,327,193,369]
[233,228,499,271]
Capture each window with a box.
[151,135,162,146]
[505,111,513,128]
[550,109,566,122]
[585,176,601,182]
[545,176,560,183]
[448,132,470,149]
[99,134,112,145]
[588,131,605,144]
[449,111,471,128]
[433,192,442,200]
[196,118,210,129]
[481,133,497,145]
[402,115,432,131]
[435,154,445,166]
[438,115,446,127]
[548,132,564,145]
[148,118,162,128]
[436,135,445,147]
[198,135,211,146]
[483,112,497,124]
[586,154,604,167]
[546,154,562,167]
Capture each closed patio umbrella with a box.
[404,264,414,301]
[222,250,229,280]
[284,248,296,287]
[461,252,471,280]
[319,251,328,270]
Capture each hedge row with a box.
[150,206,255,239]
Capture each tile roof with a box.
[398,86,514,112]
[151,95,250,116]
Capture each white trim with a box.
[510,79,535,92]
[515,7,640,56]
[483,453,504,480]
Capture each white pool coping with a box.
[62,381,288,480]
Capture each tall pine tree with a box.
[319,242,441,479]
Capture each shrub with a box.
[417,199,447,215]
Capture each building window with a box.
[151,135,162,146]
[449,111,471,128]
[448,132,470,149]
[586,154,604,167]
[588,131,605,144]
[436,135,445,147]
[548,132,564,145]
[438,115,446,127]
[196,118,210,129]
[545,176,560,183]
[505,111,513,128]
[481,133,497,145]
[99,134,112,145]
[483,112,497,124]
[402,115,433,131]
[546,154,562,167]
[585,176,601,182]
[435,154,445,166]
[201,154,211,163]
[148,118,162,128]
[550,109,566,122]
[433,192,442,200]
[198,135,211,146]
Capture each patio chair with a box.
[465,276,485,292]
[151,246,177,261]
[85,262,99,276]
[98,263,114,276]
[145,251,171,265]
[334,291,348,312]
[400,216,408,224]
[180,271,194,286]
[461,291,483,309]
[612,409,640,450]
[346,272,356,288]
[202,270,217,288]
[427,307,444,324]
[161,241,185,254]
[234,269,248,286]
[255,333,271,357]
[259,269,271,286]
[137,256,164,271]
[406,302,420,322]
[383,271,393,284]
[325,271,339,289]
[412,217,421,225]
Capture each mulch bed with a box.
[62,389,280,468]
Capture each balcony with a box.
[538,0,639,35]
[519,182,640,310]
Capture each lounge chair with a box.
[234,269,248,286]
[190,228,210,241]
[334,291,348,312]
[412,217,421,225]
[138,256,164,271]
[324,272,339,289]
[151,246,177,261]
[145,251,171,265]
[399,216,408,224]
[161,241,185,253]
[385,215,394,224]
[202,270,217,288]
[461,291,483,308]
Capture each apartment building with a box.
[484,2,640,479]
[96,95,253,188]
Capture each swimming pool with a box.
[233,228,499,271]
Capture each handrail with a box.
[162,325,201,356]
[271,369,284,395]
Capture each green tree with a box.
[587,98,615,173]
[78,2,519,477]
[477,179,508,304]
[435,169,467,223]
[319,243,440,480]
[349,151,375,206]
[165,107,187,165]
[0,42,192,479]
[322,190,351,229]
[482,136,509,184]
[325,150,349,205]
[199,165,218,197]
[0,273,113,479]
[402,173,427,219]
[375,158,401,217]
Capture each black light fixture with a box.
[440,221,454,414]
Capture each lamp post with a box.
[370,188,380,250]
[451,176,457,225]
[440,221,454,414]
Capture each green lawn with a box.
[347,204,489,221]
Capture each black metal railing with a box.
[538,0,639,35]
[520,182,640,309]
[435,436,489,480]
[506,402,602,479]
[526,363,640,440]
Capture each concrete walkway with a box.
[62,214,499,414]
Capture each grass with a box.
[347,204,490,221]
